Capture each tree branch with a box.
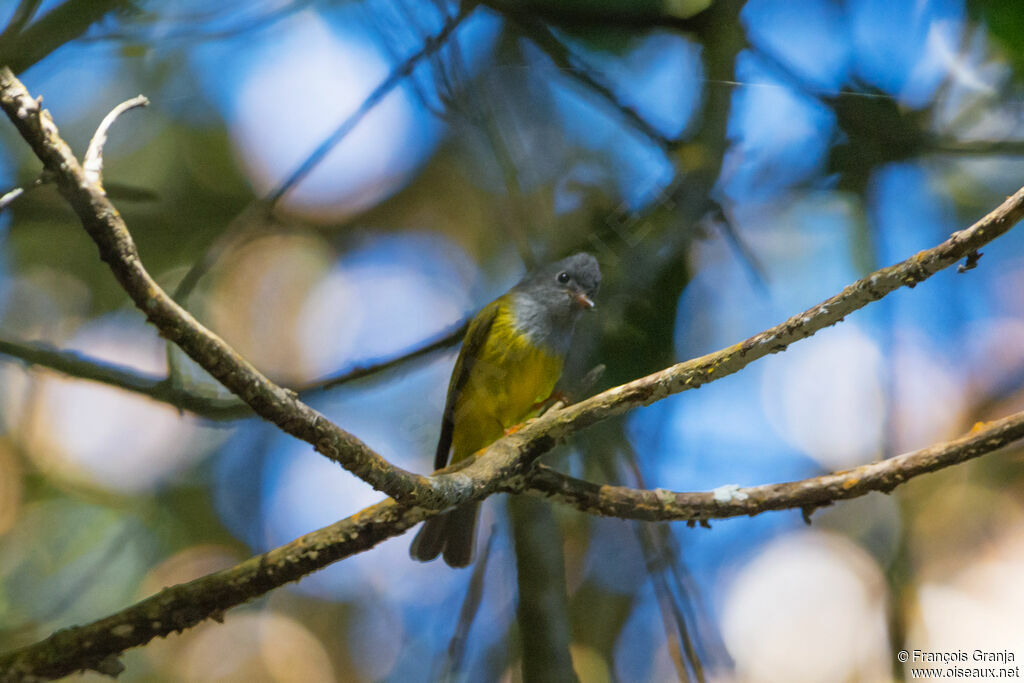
[490,187,1024,454]
[0,499,427,681]
[3,63,1024,511]
[517,410,1024,522]
[482,1,710,33]
[0,335,241,417]
[0,319,466,421]
[927,138,1024,156]
[294,317,467,395]
[492,3,678,152]
[0,67,445,508]
[4,63,1024,683]
[0,0,132,74]
[5,407,1022,681]
[0,0,43,43]
[264,0,474,208]
[0,173,47,212]
[81,94,148,187]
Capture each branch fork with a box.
[2,65,1024,681]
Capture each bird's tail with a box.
[409,502,480,568]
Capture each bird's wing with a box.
[434,299,501,471]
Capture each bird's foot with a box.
[532,390,570,416]
[504,423,525,436]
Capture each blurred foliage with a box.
[1,0,1024,681]
[968,0,1024,77]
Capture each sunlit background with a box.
[2,0,1024,680]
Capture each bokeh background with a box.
[2,0,1024,681]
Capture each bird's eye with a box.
[556,271,570,284]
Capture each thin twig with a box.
[0,335,245,418]
[0,0,40,48]
[4,67,1024,682]
[0,319,466,420]
[170,203,273,304]
[441,530,496,680]
[480,1,710,32]
[0,67,441,507]
[297,317,467,395]
[619,451,707,682]
[0,0,131,74]
[0,0,42,42]
[0,173,50,213]
[927,138,1024,156]
[166,0,474,325]
[4,63,1024,515]
[81,0,317,46]
[264,1,474,208]
[82,95,149,187]
[496,7,677,152]
[0,184,25,209]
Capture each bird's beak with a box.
[573,291,595,310]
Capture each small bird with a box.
[410,252,601,567]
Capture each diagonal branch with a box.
[4,405,1023,681]
[518,411,1024,521]
[0,499,427,681]
[0,67,443,508]
[0,0,132,74]
[496,190,1024,450]
[264,1,474,208]
[0,335,241,417]
[2,60,1024,680]
[164,1,475,362]
[4,62,1024,683]
[296,317,467,394]
[0,319,466,421]
[3,63,1024,516]
[171,2,473,310]
[0,0,43,42]
[493,4,678,152]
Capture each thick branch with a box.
[0,499,426,681]
[517,410,1024,521]
[493,188,1024,454]
[4,64,1024,512]
[5,409,1023,681]
[0,67,442,508]
[4,62,1024,683]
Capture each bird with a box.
[409,252,601,567]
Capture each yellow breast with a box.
[449,302,563,461]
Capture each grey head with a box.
[510,252,601,354]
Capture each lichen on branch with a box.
[3,64,1024,683]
